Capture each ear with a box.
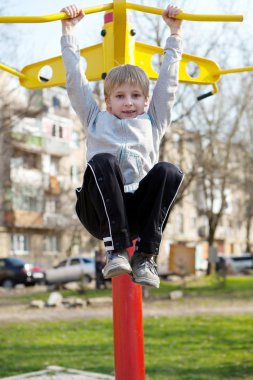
[144,96,149,107]
[105,96,111,112]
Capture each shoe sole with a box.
[132,275,160,288]
[102,263,132,279]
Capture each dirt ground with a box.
[1,285,253,322]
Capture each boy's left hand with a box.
[162,5,183,35]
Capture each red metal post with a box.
[112,245,146,380]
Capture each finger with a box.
[62,4,79,18]
[164,5,181,19]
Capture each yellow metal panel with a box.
[102,9,136,72]
[113,0,127,65]
[19,44,104,89]
[134,42,221,85]
[103,21,115,73]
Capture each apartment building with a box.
[0,73,91,267]
[158,125,252,274]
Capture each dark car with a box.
[0,257,45,288]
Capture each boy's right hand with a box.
[61,4,85,34]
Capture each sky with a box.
[1,0,253,71]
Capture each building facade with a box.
[0,73,91,268]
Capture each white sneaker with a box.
[102,250,132,279]
[131,252,160,288]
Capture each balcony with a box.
[4,210,44,228]
[43,213,68,228]
[10,167,43,186]
[11,132,43,153]
[43,137,71,156]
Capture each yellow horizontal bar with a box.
[220,66,253,74]
[0,63,26,79]
[126,2,243,22]
[0,3,113,23]
[0,2,243,24]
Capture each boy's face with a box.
[105,83,149,119]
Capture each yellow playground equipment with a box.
[0,1,252,100]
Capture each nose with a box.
[125,97,133,106]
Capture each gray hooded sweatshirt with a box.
[61,34,182,193]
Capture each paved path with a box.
[1,298,253,322]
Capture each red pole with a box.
[112,245,146,380]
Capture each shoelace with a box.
[140,256,158,275]
[107,251,127,261]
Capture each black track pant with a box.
[76,153,184,255]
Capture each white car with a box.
[45,256,95,285]
[230,255,253,273]
[217,254,253,274]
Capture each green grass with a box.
[3,275,253,305]
[149,275,253,299]
[2,287,113,304]
[0,315,253,379]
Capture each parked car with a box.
[230,254,253,273]
[0,257,45,288]
[45,256,96,286]
[216,254,253,274]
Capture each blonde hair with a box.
[104,64,149,98]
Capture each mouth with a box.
[122,110,136,116]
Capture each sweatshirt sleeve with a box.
[61,34,100,129]
[147,35,182,138]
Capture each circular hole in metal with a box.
[186,61,200,78]
[39,65,53,82]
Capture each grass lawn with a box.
[3,275,253,305]
[0,314,253,380]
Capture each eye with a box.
[133,93,141,98]
[116,94,124,99]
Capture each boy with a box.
[61,4,184,288]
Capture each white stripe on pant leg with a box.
[87,163,114,251]
[104,245,114,252]
[161,173,185,230]
[103,237,114,252]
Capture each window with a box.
[12,186,43,212]
[44,235,59,253]
[45,197,57,214]
[72,131,80,148]
[176,213,184,234]
[11,234,29,254]
[52,124,63,138]
[71,165,80,183]
[70,258,80,266]
[190,216,197,229]
[52,96,61,108]
[23,196,39,212]
[11,153,40,170]
[55,260,67,268]
[49,157,60,176]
